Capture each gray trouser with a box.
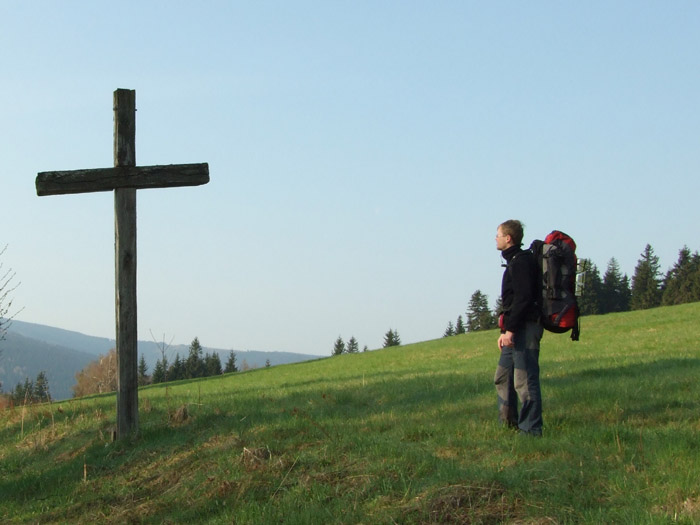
[494,321,544,433]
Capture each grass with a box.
[1,302,699,523]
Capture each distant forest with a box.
[446,243,700,336]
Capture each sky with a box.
[2,2,699,357]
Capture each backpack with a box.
[529,231,580,341]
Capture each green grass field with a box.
[1,303,699,524]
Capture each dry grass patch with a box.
[399,483,523,524]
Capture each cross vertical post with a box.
[114,89,138,438]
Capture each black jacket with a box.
[500,245,538,333]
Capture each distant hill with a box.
[0,330,95,401]
[1,320,319,401]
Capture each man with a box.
[494,220,544,436]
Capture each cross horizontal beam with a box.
[36,163,209,196]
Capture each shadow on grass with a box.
[546,357,700,427]
[6,356,698,523]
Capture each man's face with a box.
[495,227,510,251]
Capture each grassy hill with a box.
[1,303,699,523]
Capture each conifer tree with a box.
[466,290,495,332]
[578,258,604,316]
[185,337,205,378]
[383,329,401,347]
[224,350,238,373]
[693,255,700,300]
[662,247,700,305]
[601,258,630,313]
[493,296,503,318]
[332,336,345,356]
[169,353,184,381]
[34,371,50,403]
[152,357,167,384]
[138,354,149,386]
[630,244,662,310]
[13,377,35,404]
[213,353,223,374]
[346,336,359,353]
[443,321,455,337]
[205,352,223,376]
[455,315,466,335]
[621,274,632,311]
[12,380,30,404]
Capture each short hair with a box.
[499,219,524,246]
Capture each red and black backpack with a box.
[529,231,580,341]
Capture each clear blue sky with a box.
[2,2,699,356]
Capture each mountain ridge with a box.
[1,320,319,400]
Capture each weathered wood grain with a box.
[35,163,209,196]
[114,89,139,439]
[36,88,210,440]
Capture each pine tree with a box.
[601,258,630,313]
[213,353,223,374]
[466,290,495,332]
[493,296,503,318]
[443,321,455,337]
[14,377,35,404]
[152,357,167,384]
[383,329,401,347]
[332,336,345,356]
[662,247,700,305]
[346,336,359,353]
[620,274,632,311]
[169,353,184,381]
[205,352,223,376]
[138,354,149,386]
[631,244,662,310]
[578,258,604,316]
[224,351,238,373]
[185,337,205,378]
[12,381,28,404]
[692,254,700,301]
[455,315,466,335]
[34,371,50,403]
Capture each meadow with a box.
[1,303,699,524]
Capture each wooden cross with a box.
[35,89,209,439]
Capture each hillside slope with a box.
[1,303,699,523]
[0,331,95,400]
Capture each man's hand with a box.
[498,331,515,350]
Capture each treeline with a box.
[331,328,401,356]
[445,243,700,336]
[444,290,499,337]
[577,244,700,314]
[6,371,51,405]
[150,337,241,384]
[72,337,248,398]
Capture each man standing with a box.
[494,220,544,436]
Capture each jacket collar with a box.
[502,245,522,263]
